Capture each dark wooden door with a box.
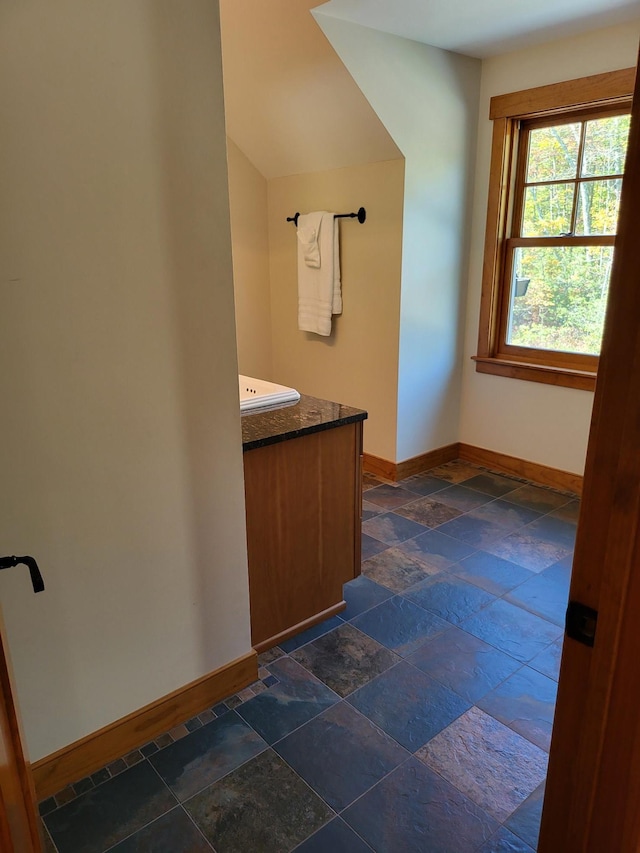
[0,606,42,852]
[539,57,640,852]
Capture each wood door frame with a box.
[0,606,42,852]
[539,58,640,851]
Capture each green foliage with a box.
[511,113,630,355]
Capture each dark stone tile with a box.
[352,596,450,657]
[295,818,372,853]
[185,749,332,853]
[463,472,521,497]
[279,615,344,652]
[343,757,498,853]
[362,473,383,491]
[477,666,558,751]
[434,484,493,512]
[149,710,266,801]
[291,622,398,697]
[525,515,577,549]
[472,499,541,529]
[529,637,564,681]
[257,646,285,665]
[140,741,159,758]
[398,529,475,572]
[503,484,571,515]
[409,626,520,703]
[106,759,127,777]
[108,806,212,852]
[262,675,278,687]
[549,499,581,523]
[72,777,93,796]
[275,702,408,811]
[362,511,428,546]
[461,599,562,663]
[478,825,535,852]
[155,733,175,749]
[403,574,495,625]
[342,574,393,619]
[417,706,547,822]
[123,750,144,767]
[348,660,470,751]
[428,461,486,484]
[362,547,440,592]
[452,551,534,595]
[90,768,111,787]
[54,786,77,807]
[364,483,422,509]
[185,717,203,733]
[399,473,450,496]
[361,533,388,560]
[211,703,229,717]
[437,514,511,549]
[361,499,383,521]
[505,561,570,626]
[42,823,57,853]
[395,496,463,528]
[505,782,545,850]
[39,797,57,817]
[485,530,572,572]
[44,760,176,853]
[236,656,338,744]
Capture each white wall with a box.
[313,15,481,462]
[227,139,274,378]
[0,0,252,761]
[460,21,640,475]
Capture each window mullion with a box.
[568,122,587,234]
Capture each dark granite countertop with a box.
[241,393,367,451]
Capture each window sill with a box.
[472,356,596,391]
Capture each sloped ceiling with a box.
[316,0,640,58]
[219,0,401,180]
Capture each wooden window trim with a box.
[475,67,635,392]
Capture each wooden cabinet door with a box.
[0,607,42,852]
[244,423,361,649]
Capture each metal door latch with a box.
[565,600,597,647]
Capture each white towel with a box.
[297,211,342,336]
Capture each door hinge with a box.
[565,600,598,647]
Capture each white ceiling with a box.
[314,0,640,58]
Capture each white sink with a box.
[239,375,301,413]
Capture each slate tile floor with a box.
[40,460,576,852]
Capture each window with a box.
[474,69,635,390]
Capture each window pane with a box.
[522,183,574,236]
[581,115,630,177]
[575,179,623,235]
[507,245,613,355]
[526,123,580,182]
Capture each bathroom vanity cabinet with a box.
[241,395,367,652]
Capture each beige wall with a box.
[459,22,640,475]
[219,0,400,179]
[227,139,273,378]
[268,159,405,460]
[0,0,252,761]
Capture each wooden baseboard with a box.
[32,650,258,801]
[458,443,583,495]
[363,444,459,482]
[252,601,346,654]
[396,444,460,480]
[363,442,582,495]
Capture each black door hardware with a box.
[0,555,45,593]
[565,600,597,647]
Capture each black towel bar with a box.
[286,207,366,226]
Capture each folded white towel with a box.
[296,211,323,269]
[297,211,342,337]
